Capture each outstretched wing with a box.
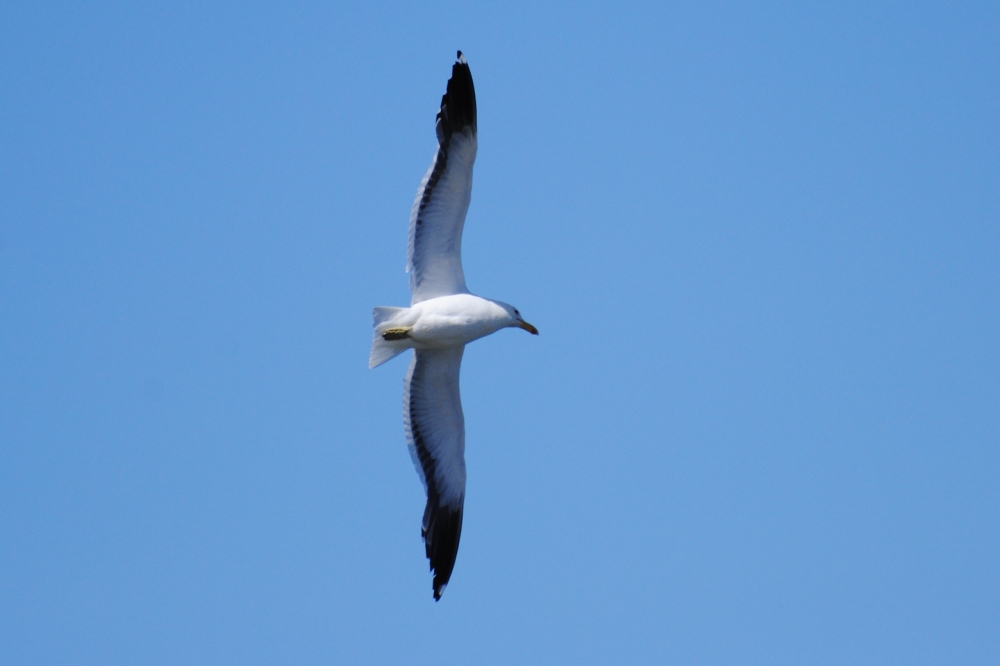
[403,346,466,600]
[407,52,478,305]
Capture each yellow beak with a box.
[519,321,539,335]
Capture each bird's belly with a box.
[409,315,492,347]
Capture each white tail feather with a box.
[373,306,406,327]
[370,306,411,368]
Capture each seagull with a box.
[370,52,538,601]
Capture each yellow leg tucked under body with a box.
[382,327,412,341]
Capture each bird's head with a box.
[494,301,538,335]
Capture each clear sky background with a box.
[2,2,998,664]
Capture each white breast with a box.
[408,294,506,347]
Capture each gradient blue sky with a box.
[2,2,998,664]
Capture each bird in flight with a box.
[370,52,538,600]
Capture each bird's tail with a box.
[369,306,411,368]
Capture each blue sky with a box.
[1,2,998,664]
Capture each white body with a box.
[370,294,518,367]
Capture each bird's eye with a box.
[514,309,520,315]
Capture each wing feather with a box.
[407,53,477,304]
[403,346,467,599]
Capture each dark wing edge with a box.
[423,497,464,601]
[435,51,477,145]
[403,347,467,600]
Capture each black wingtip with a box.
[435,52,476,143]
[423,499,464,601]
